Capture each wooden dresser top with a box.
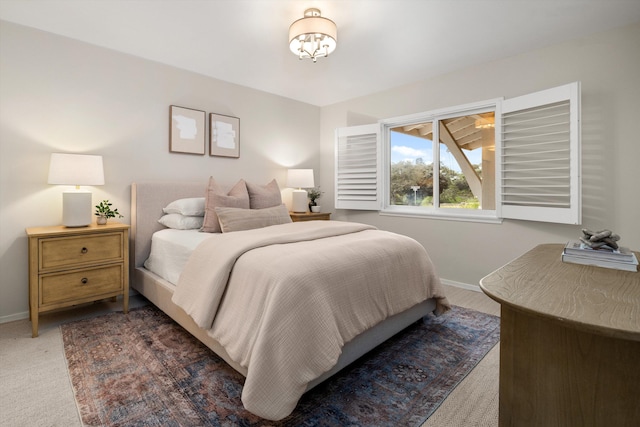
[480,243,640,341]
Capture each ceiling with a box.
[1,0,639,106]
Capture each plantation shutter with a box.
[335,124,381,210]
[499,82,581,224]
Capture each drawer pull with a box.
[81,278,88,285]
[81,247,88,254]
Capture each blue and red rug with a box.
[62,304,499,426]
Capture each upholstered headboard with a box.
[130,181,207,270]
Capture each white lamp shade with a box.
[289,16,337,51]
[48,153,105,186]
[286,169,314,189]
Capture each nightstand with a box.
[26,222,129,337]
[289,211,331,222]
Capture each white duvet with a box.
[171,220,449,420]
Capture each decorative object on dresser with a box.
[289,211,331,222]
[579,227,621,249]
[287,168,315,213]
[94,200,123,225]
[209,113,240,158]
[562,228,638,271]
[169,105,205,155]
[47,153,105,227]
[480,244,640,426]
[26,223,129,337]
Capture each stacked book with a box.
[562,240,638,272]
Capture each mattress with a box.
[143,229,213,285]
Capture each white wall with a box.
[319,22,640,287]
[0,21,320,322]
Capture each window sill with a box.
[380,206,503,224]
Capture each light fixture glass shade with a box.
[289,8,337,62]
[287,169,315,213]
[48,153,105,227]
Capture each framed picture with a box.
[169,105,206,155]
[209,113,240,158]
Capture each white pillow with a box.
[163,198,205,216]
[215,204,292,233]
[158,214,204,230]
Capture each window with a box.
[335,82,581,224]
[387,107,496,212]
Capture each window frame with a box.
[334,82,581,225]
[380,98,502,222]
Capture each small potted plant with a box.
[307,187,323,212]
[95,200,123,225]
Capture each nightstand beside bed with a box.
[289,211,331,222]
[26,222,129,337]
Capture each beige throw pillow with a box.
[246,179,282,209]
[201,178,250,233]
[216,204,292,233]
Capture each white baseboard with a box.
[440,278,482,292]
[0,310,29,324]
[0,290,141,325]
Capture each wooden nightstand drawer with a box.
[40,232,123,270]
[40,264,124,306]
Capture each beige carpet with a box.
[0,285,500,427]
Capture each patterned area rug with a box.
[62,304,499,427]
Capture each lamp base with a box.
[291,189,308,213]
[62,190,92,227]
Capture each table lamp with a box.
[48,153,105,227]
[287,169,314,213]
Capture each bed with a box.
[130,180,449,420]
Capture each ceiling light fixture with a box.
[289,8,337,63]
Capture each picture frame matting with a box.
[209,113,240,158]
[169,105,206,155]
